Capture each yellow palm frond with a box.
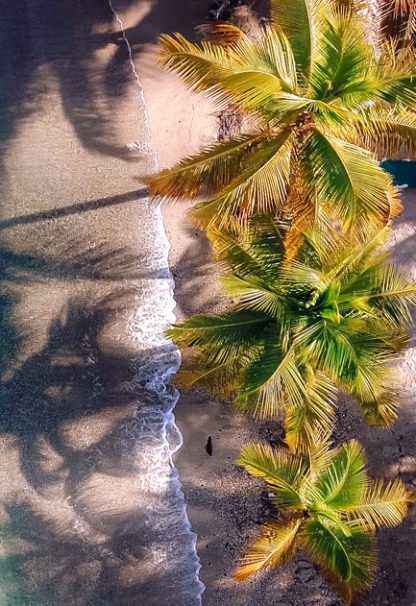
[196,21,247,46]
[235,520,302,580]
[340,478,411,530]
[144,133,267,201]
[301,129,395,235]
[285,368,337,453]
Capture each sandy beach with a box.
[0,1,415,605]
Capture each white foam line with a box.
[107,0,156,156]
[105,2,204,603]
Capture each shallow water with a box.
[0,0,203,604]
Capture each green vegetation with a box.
[169,219,416,451]
[145,0,416,249]
[237,439,410,604]
[147,0,416,602]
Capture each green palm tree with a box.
[144,0,416,241]
[236,439,412,605]
[168,219,416,449]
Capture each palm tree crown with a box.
[236,439,411,605]
[145,0,416,239]
[169,219,416,449]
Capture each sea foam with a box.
[106,1,204,603]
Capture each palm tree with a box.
[168,219,416,449]
[145,0,416,242]
[383,0,416,43]
[236,439,412,605]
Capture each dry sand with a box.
[0,1,415,605]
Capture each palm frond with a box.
[340,478,410,530]
[188,130,293,226]
[206,27,300,113]
[314,440,369,508]
[269,0,329,82]
[304,519,377,601]
[222,274,283,317]
[259,27,298,92]
[310,10,370,103]
[159,28,300,118]
[238,442,306,508]
[374,44,416,109]
[353,108,416,160]
[351,367,403,427]
[144,133,267,201]
[394,0,416,17]
[293,318,365,385]
[167,310,271,353]
[197,21,247,46]
[157,33,235,93]
[366,263,416,326]
[210,215,285,280]
[235,520,302,580]
[285,367,337,452]
[302,129,393,234]
[236,341,307,418]
[175,358,241,399]
[324,223,391,282]
[209,71,284,115]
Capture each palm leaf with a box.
[222,274,283,317]
[167,310,271,353]
[238,442,306,508]
[235,520,302,580]
[310,11,369,103]
[157,33,236,92]
[354,108,416,160]
[304,519,377,601]
[144,133,267,201]
[188,130,293,227]
[301,129,393,234]
[314,440,369,508]
[197,22,247,46]
[285,367,337,452]
[351,367,403,427]
[236,341,307,418]
[175,358,241,398]
[366,263,416,327]
[209,70,285,115]
[269,0,328,81]
[259,27,298,92]
[340,478,410,530]
[293,318,364,385]
[210,215,285,281]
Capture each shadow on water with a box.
[0,241,154,283]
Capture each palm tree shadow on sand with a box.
[0,0,221,173]
[0,288,203,605]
